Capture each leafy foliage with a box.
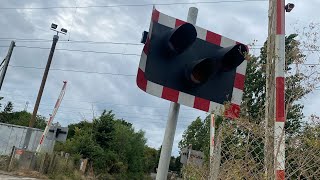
[0,99,161,178]
[0,101,46,129]
[143,146,158,173]
[179,118,206,150]
[242,34,309,132]
[55,110,158,178]
[247,35,310,138]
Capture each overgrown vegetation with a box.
[54,110,182,179]
[0,99,46,129]
[0,97,183,179]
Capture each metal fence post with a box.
[7,146,15,171]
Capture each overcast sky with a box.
[0,0,319,156]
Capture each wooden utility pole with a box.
[23,34,59,149]
[264,0,276,179]
[30,34,59,128]
[0,41,15,90]
[266,1,287,179]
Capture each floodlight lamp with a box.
[51,23,58,29]
[61,28,68,33]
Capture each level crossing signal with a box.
[137,8,249,118]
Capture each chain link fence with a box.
[182,117,320,180]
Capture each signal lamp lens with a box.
[221,44,247,72]
[168,23,197,54]
[190,58,217,84]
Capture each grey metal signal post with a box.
[156,7,198,180]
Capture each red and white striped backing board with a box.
[137,8,248,118]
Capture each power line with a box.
[4,101,202,122]
[14,45,141,56]
[2,41,319,77]
[2,44,320,54]
[36,108,170,117]
[9,62,320,78]
[55,115,195,126]
[17,103,197,119]
[0,0,268,10]
[0,38,142,45]
[1,95,199,112]
[250,47,320,52]
[1,39,319,52]
[0,38,262,47]
[8,65,136,77]
[37,108,197,120]
[10,105,198,125]
[0,95,175,110]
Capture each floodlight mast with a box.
[23,23,68,150]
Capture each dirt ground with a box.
[0,170,46,180]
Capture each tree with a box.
[67,120,92,139]
[242,34,309,135]
[169,155,182,173]
[0,96,3,109]
[0,101,46,129]
[55,110,150,178]
[178,117,209,152]
[3,101,13,113]
[110,120,146,173]
[178,115,223,162]
[143,146,158,173]
[0,101,14,123]
[93,110,115,149]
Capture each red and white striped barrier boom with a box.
[36,81,67,153]
[210,114,215,158]
[210,114,215,179]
